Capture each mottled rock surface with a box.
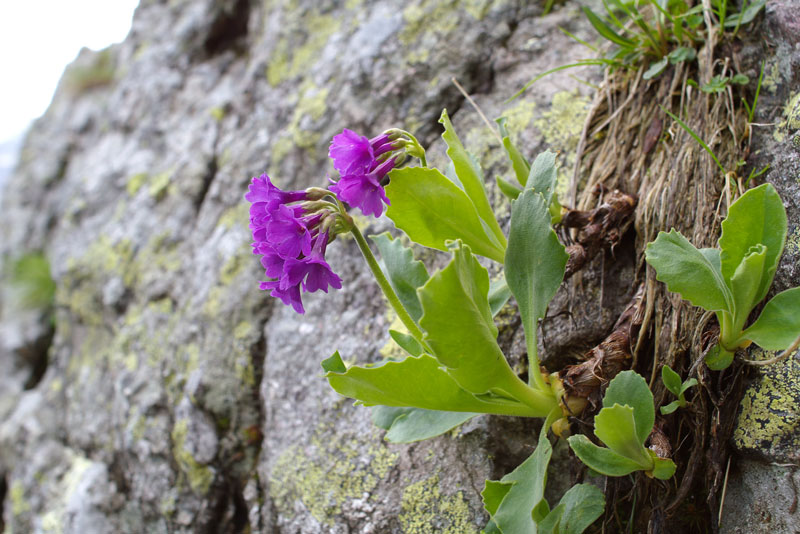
[0,0,797,533]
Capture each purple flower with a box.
[246,173,343,314]
[329,157,397,218]
[281,231,342,293]
[329,129,374,175]
[259,280,304,314]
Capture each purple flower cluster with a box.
[328,129,401,218]
[246,174,342,314]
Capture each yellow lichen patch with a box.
[787,227,800,255]
[400,2,462,63]
[266,14,341,87]
[501,99,538,135]
[733,348,800,460]
[9,481,30,517]
[773,91,800,143]
[761,60,780,94]
[172,419,215,495]
[148,171,172,201]
[217,203,249,230]
[270,423,399,524]
[126,172,148,196]
[399,474,478,534]
[534,91,591,199]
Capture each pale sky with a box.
[0,1,139,142]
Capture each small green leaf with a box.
[440,109,506,246]
[505,189,568,375]
[643,57,668,80]
[496,116,531,187]
[660,401,681,415]
[651,455,677,480]
[594,405,653,469]
[497,175,523,200]
[704,344,735,370]
[325,353,533,416]
[567,435,644,477]
[488,275,512,317]
[582,6,636,48]
[602,370,654,445]
[667,46,697,64]
[701,75,729,93]
[370,406,478,443]
[389,329,423,357]
[645,229,733,312]
[531,499,551,523]
[371,232,429,322]
[719,183,787,306]
[482,480,514,517]
[731,73,749,85]
[740,287,800,350]
[321,351,346,373]
[544,484,605,534]
[661,365,682,397]
[724,0,766,26]
[679,378,698,396]
[484,429,553,534]
[526,150,558,202]
[386,167,506,263]
[729,244,767,333]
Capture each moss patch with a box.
[172,419,214,495]
[399,474,478,534]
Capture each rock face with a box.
[0,1,797,533]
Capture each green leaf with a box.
[371,232,429,322]
[482,480,513,517]
[667,46,696,64]
[724,0,766,26]
[370,406,478,443]
[325,352,533,416]
[719,183,787,305]
[540,484,605,534]
[321,351,347,373]
[386,167,506,263]
[567,435,644,477]
[484,429,553,534]
[705,344,734,370]
[419,244,552,412]
[496,117,531,187]
[661,365,682,397]
[741,287,800,350]
[594,405,653,469]
[439,109,506,246]
[731,73,749,85]
[729,244,767,333]
[643,57,668,80]
[701,75,729,94]
[526,150,559,203]
[497,176,523,200]
[582,6,636,48]
[532,499,551,523]
[679,378,698,396]
[645,229,733,312]
[602,370,654,445]
[651,455,677,480]
[505,189,569,370]
[660,401,680,415]
[488,275,512,317]
[389,329,423,357]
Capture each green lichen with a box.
[209,106,226,122]
[761,60,780,94]
[148,171,172,201]
[502,99,538,136]
[733,348,800,460]
[270,422,399,524]
[218,203,249,230]
[401,2,462,63]
[172,419,214,495]
[534,91,591,199]
[126,173,148,196]
[398,474,478,534]
[64,47,116,94]
[787,227,800,256]
[9,481,29,517]
[266,14,341,87]
[773,91,800,143]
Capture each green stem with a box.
[526,324,549,392]
[350,225,429,349]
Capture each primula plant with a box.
[645,183,800,369]
[245,101,795,531]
